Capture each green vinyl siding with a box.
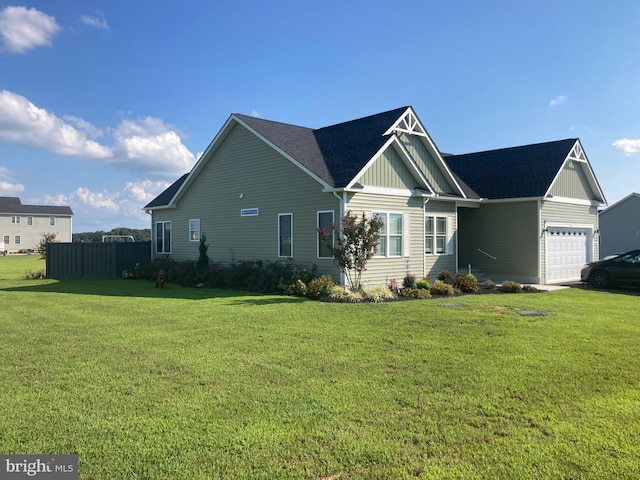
[151,122,340,280]
[549,160,594,200]
[358,146,416,190]
[344,195,456,286]
[458,201,539,283]
[399,132,457,194]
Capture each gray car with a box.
[580,249,640,289]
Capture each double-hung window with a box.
[374,212,403,257]
[278,213,293,257]
[49,217,56,226]
[11,216,20,224]
[27,216,33,226]
[189,219,200,241]
[155,221,171,254]
[317,211,334,258]
[425,216,448,254]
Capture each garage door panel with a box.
[546,228,589,283]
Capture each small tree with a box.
[317,211,383,291]
[196,235,209,271]
[35,232,58,260]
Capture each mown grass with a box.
[0,256,639,479]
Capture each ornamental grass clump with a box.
[366,285,397,302]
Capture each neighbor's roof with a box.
[599,192,640,216]
[0,196,73,215]
[444,139,579,199]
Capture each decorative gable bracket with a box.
[568,142,587,163]
[384,108,427,137]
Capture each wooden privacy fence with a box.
[46,242,151,279]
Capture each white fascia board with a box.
[545,195,603,207]
[344,136,433,192]
[233,116,332,190]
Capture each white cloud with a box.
[0,90,112,158]
[63,115,105,138]
[81,15,109,30]
[0,6,60,53]
[612,138,640,156]
[0,90,195,186]
[0,166,25,195]
[549,95,567,107]
[111,117,196,177]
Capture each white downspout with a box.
[423,197,430,278]
[333,191,347,287]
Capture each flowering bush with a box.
[317,211,383,291]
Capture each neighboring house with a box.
[598,193,640,258]
[145,106,606,286]
[0,196,73,253]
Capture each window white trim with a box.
[14,235,21,245]
[11,216,20,224]
[317,210,334,259]
[49,217,56,226]
[373,211,404,257]
[425,215,452,255]
[278,213,293,257]
[155,221,172,254]
[27,216,33,226]
[189,219,200,242]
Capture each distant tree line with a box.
[72,228,151,243]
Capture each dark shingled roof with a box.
[147,107,412,207]
[144,173,189,208]
[0,196,73,215]
[444,139,577,199]
[236,106,408,188]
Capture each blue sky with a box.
[0,0,638,232]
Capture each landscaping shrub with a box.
[438,270,455,284]
[523,284,539,293]
[126,258,318,293]
[402,273,417,289]
[453,272,480,292]
[416,278,431,290]
[483,279,497,290]
[501,280,523,293]
[400,287,431,299]
[431,280,455,296]
[306,275,335,299]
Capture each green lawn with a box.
[1,256,639,479]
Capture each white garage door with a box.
[546,227,590,283]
